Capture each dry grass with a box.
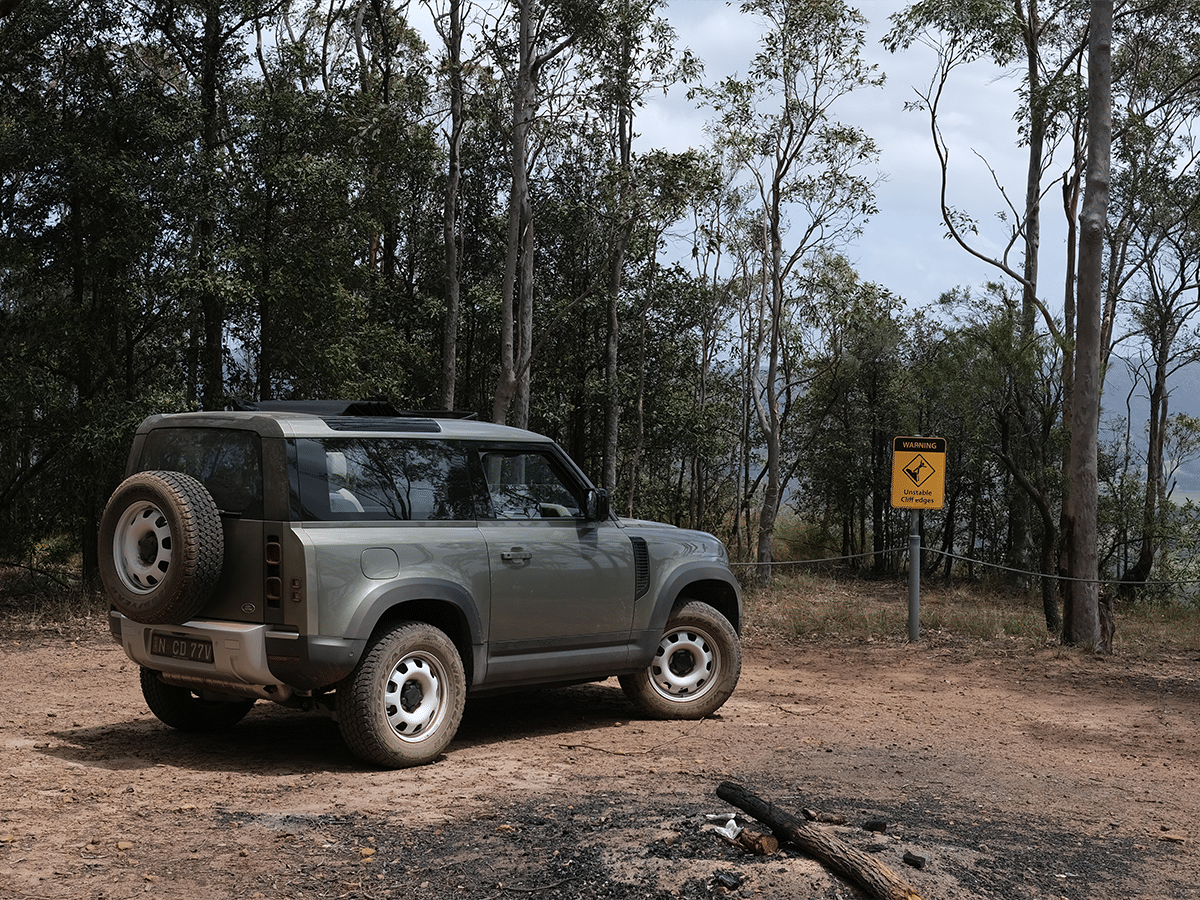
[1115,599,1200,657]
[742,570,1200,658]
[0,564,107,638]
[2,561,1197,660]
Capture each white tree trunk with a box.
[1065,0,1112,649]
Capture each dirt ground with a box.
[1,615,1197,900]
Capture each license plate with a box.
[149,632,214,664]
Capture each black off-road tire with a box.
[140,667,255,732]
[99,470,224,625]
[619,600,741,720]
[338,622,466,768]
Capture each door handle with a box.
[501,548,533,562]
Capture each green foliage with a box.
[2,0,1200,626]
[883,0,1025,63]
[0,0,198,573]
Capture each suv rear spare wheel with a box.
[99,470,224,625]
[619,600,741,720]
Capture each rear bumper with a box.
[109,610,362,691]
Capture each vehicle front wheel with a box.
[338,622,466,768]
[140,667,255,732]
[619,601,741,720]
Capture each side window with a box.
[139,428,263,518]
[477,449,584,519]
[291,438,478,521]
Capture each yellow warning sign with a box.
[890,437,946,510]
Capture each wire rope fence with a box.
[730,545,1200,591]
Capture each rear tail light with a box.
[266,536,282,608]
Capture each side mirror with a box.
[586,488,610,521]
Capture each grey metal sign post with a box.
[890,436,947,643]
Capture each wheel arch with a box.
[654,564,743,635]
[344,580,484,687]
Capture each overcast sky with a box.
[640,0,1071,311]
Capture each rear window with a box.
[290,438,481,522]
[138,428,264,517]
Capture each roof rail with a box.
[232,399,478,420]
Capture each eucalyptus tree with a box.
[627,150,733,526]
[231,1,444,404]
[789,254,906,570]
[345,1,444,322]
[1063,0,1112,649]
[224,52,375,401]
[1,0,195,574]
[605,262,740,534]
[883,2,1131,644]
[422,0,474,409]
[1098,1,1200,599]
[450,65,520,416]
[569,0,697,493]
[1111,178,1200,599]
[536,145,725,509]
[695,0,882,580]
[884,0,1088,343]
[343,4,446,405]
[1102,0,1200,368]
[885,1,1089,620]
[930,284,1069,626]
[523,116,740,525]
[484,0,593,427]
[522,115,612,459]
[680,152,760,557]
[135,0,289,408]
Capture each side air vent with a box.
[631,536,650,600]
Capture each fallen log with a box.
[717,781,924,900]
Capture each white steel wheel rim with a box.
[112,501,174,594]
[383,652,448,742]
[648,625,719,702]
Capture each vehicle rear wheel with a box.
[99,471,224,625]
[338,622,466,768]
[619,601,741,720]
[140,667,255,732]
